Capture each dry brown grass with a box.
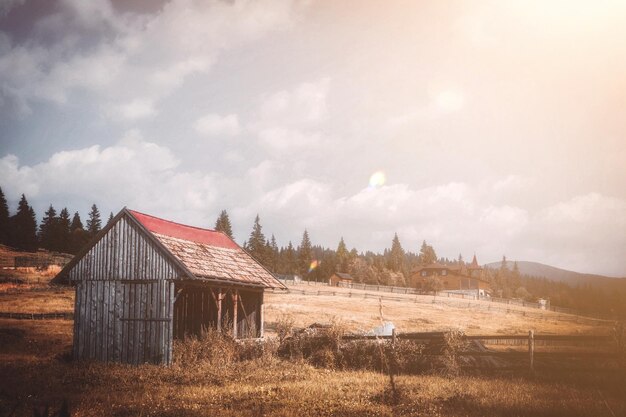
[264,287,612,336]
[0,318,625,416]
[0,274,623,416]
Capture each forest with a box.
[1,186,624,319]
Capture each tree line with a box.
[0,187,110,254]
[2,187,624,318]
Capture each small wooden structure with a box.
[329,272,353,287]
[52,208,285,365]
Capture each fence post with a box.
[528,330,535,372]
[392,327,397,346]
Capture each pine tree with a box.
[214,210,233,238]
[69,212,87,255]
[418,240,437,265]
[70,212,83,232]
[298,229,312,276]
[86,204,102,236]
[39,205,58,250]
[387,233,405,272]
[58,208,71,253]
[268,234,279,272]
[107,212,114,225]
[246,215,266,263]
[336,237,349,273]
[8,194,38,251]
[283,241,297,274]
[0,187,9,245]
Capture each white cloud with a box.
[257,78,331,128]
[0,131,218,226]
[112,98,156,121]
[257,127,321,151]
[194,113,241,137]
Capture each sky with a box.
[1,0,625,277]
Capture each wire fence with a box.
[335,281,616,322]
[272,287,614,325]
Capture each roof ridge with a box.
[128,209,225,235]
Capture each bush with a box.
[440,329,468,377]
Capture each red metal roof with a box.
[129,210,239,249]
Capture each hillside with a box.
[485,260,626,287]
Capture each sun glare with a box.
[369,171,386,189]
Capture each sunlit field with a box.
[1,271,624,416]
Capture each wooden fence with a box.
[340,329,624,371]
[0,311,73,320]
[274,287,612,325]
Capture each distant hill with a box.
[485,260,625,288]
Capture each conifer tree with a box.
[0,187,9,245]
[58,208,71,253]
[246,215,266,263]
[387,233,405,272]
[107,212,114,225]
[69,212,87,254]
[298,229,312,276]
[214,209,233,238]
[283,241,297,274]
[9,194,38,251]
[418,240,437,265]
[70,212,83,232]
[39,205,58,250]
[86,204,102,236]
[268,234,279,272]
[336,237,349,273]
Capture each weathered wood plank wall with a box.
[71,215,181,365]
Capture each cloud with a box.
[0,0,305,117]
[0,0,25,17]
[257,127,321,151]
[256,78,331,128]
[111,98,156,121]
[194,113,241,137]
[0,130,218,225]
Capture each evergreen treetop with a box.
[0,187,9,244]
[9,194,38,251]
[86,204,102,236]
[387,233,405,272]
[214,209,233,238]
[70,212,84,231]
[246,214,266,263]
[298,229,312,276]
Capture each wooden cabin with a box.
[328,272,353,287]
[52,208,285,365]
[411,255,491,296]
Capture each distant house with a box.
[329,272,353,287]
[52,208,285,365]
[411,255,491,297]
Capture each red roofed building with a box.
[53,208,285,365]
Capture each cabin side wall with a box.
[71,215,182,365]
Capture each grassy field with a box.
[1,269,611,335]
[0,318,624,417]
[0,272,624,416]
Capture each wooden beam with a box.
[259,291,264,338]
[216,288,222,332]
[232,290,238,338]
[238,294,253,337]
